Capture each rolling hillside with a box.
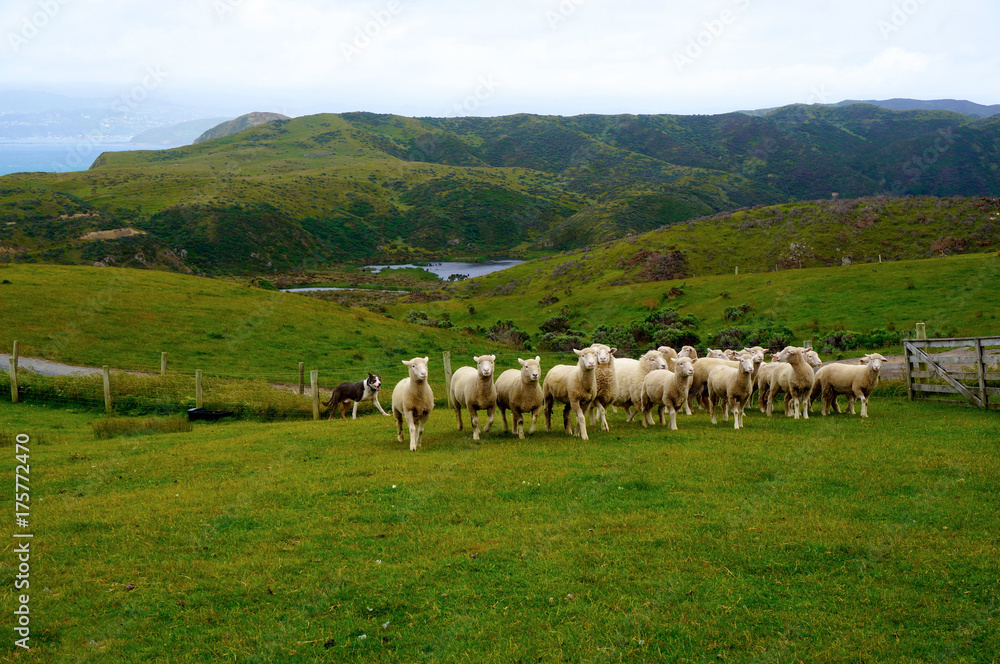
[2,104,1000,274]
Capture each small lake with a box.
[363,260,525,280]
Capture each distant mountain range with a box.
[742,98,1000,118]
[2,100,1000,274]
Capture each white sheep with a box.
[640,357,695,430]
[543,347,599,439]
[657,345,679,371]
[392,357,434,451]
[611,349,668,422]
[496,356,543,439]
[588,343,617,432]
[449,354,497,441]
[766,346,815,419]
[811,353,887,417]
[706,353,756,429]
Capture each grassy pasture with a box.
[2,394,997,663]
[397,252,1000,352]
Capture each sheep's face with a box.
[773,346,799,363]
[679,345,698,359]
[738,355,755,374]
[865,353,886,372]
[674,357,695,377]
[805,351,822,369]
[518,356,542,383]
[640,350,668,371]
[656,346,677,359]
[594,345,616,366]
[574,348,598,370]
[473,354,496,379]
[402,357,429,382]
[705,348,726,359]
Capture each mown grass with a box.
[3,393,997,663]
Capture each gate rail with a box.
[904,336,1000,409]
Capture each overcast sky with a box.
[2,0,998,118]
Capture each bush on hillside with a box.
[709,323,796,351]
[486,320,531,350]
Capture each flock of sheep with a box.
[390,346,888,451]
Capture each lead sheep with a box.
[811,353,887,417]
[543,347,599,440]
[640,357,695,430]
[496,356,543,439]
[392,357,434,451]
[706,353,756,429]
[449,354,497,441]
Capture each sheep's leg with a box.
[563,403,573,436]
[572,400,589,440]
[415,415,428,450]
[511,408,523,439]
[499,406,509,433]
[599,403,610,432]
[847,395,856,415]
[624,402,636,422]
[668,405,678,431]
[469,408,481,441]
[723,395,730,423]
[856,389,869,418]
[454,402,464,431]
[405,410,419,451]
[394,408,404,444]
[658,404,666,427]
[708,395,717,425]
[544,396,554,432]
[483,406,495,433]
[800,391,809,419]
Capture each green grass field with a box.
[2,393,997,663]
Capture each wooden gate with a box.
[904,336,1000,409]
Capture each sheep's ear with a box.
[534,356,541,363]
[473,355,481,363]
[573,348,583,356]
[610,347,617,355]
[517,358,526,366]
[423,357,429,364]
[401,360,411,367]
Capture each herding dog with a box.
[324,372,390,419]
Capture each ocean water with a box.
[364,260,525,280]
[0,142,169,176]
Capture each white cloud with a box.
[2,0,998,116]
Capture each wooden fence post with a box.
[195,369,203,409]
[299,362,305,395]
[442,351,454,408]
[161,352,167,375]
[311,370,320,421]
[976,338,988,409]
[103,366,112,414]
[904,342,914,401]
[803,340,812,349]
[9,340,18,404]
[915,323,927,390]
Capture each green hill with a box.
[2,106,1000,274]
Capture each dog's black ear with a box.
[368,372,375,379]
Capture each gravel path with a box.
[1,354,101,377]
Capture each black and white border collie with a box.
[324,372,390,419]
